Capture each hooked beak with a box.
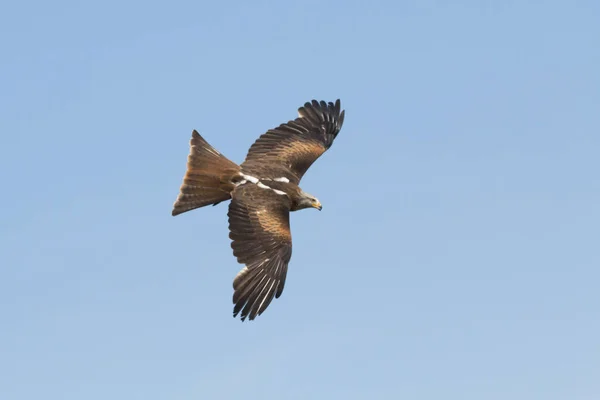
[314,202,322,211]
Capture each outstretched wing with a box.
[227,184,293,321]
[240,99,345,185]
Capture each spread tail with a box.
[172,131,241,216]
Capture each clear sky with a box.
[1,1,599,399]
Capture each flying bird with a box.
[172,99,345,321]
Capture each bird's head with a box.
[296,191,322,211]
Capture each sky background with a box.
[1,1,599,399]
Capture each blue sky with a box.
[1,1,599,399]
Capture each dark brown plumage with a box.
[241,99,345,185]
[172,99,345,321]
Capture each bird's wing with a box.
[240,99,345,185]
[228,184,293,321]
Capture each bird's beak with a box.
[314,202,322,211]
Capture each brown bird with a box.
[172,99,345,321]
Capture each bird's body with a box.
[172,100,345,321]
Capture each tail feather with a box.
[172,131,240,216]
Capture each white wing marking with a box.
[240,174,259,184]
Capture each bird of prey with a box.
[172,99,345,321]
